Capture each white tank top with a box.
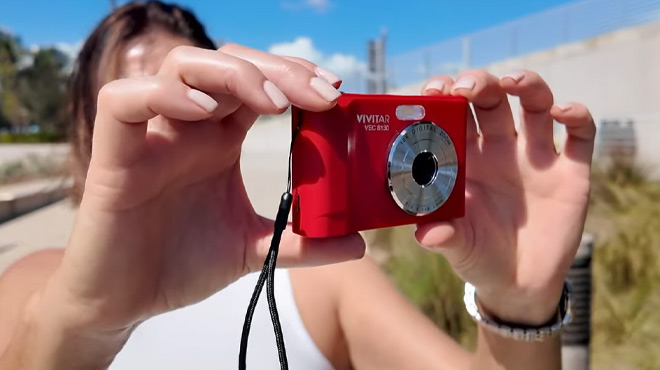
[110,269,335,370]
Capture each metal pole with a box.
[366,30,387,94]
[561,233,593,370]
[367,40,376,93]
[379,28,387,93]
[462,36,471,71]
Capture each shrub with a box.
[0,131,61,143]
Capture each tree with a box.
[0,30,24,130]
[15,47,69,136]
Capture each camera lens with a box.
[387,121,458,216]
[412,152,437,186]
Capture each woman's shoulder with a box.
[0,249,63,351]
[1,248,63,276]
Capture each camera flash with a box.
[396,105,426,121]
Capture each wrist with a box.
[5,281,132,369]
[475,285,564,326]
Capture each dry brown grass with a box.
[368,163,660,366]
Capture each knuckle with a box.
[460,69,486,80]
[218,42,241,53]
[522,70,546,87]
[521,69,540,78]
[97,80,121,105]
[474,69,493,81]
[224,58,261,91]
[232,58,260,79]
[286,56,314,66]
[580,107,597,129]
[278,62,296,76]
[166,45,195,63]
[437,75,454,83]
[277,60,306,79]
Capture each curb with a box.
[0,179,72,224]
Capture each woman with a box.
[0,2,596,369]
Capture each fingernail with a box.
[315,66,341,86]
[310,77,341,102]
[556,103,572,112]
[263,80,290,109]
[424,79,445,93]
[503,70,526,83]
[187,89,218,112]
[452,76,476,91]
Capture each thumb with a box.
[415,219,474,270]
[249,223,366,272]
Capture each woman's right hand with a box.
[34,44,365,338]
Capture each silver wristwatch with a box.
[463,281,573,342]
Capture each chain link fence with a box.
[384,0,660,89]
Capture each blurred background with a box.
[1,0,660,369]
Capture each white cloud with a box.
[268,36,366,92]
[305,0,331,12]
[281,0,332,13]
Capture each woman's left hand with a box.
[416,70,595,324]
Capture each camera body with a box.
[291,93,467,238]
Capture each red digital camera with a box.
[291,93,468,238]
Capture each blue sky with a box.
[2,0,576,58]
[1,0,586,92]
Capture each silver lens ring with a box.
[387,121,458,216]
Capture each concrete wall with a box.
[393,22,660,177]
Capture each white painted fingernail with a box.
[504,70,526,83]
[556,103,572,112]
[315,66,341,85]
[310,77,341,102]
[187,89,218,112]
[263,80,290,109]
[424,79,445,93]
[452,76,476,91]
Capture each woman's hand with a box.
[38,44,365,334]
[416,70,595,324]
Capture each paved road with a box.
[0,117,292,273]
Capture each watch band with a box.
[463,280,573,342]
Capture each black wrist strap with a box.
[238,192,292,370]
[238,121,302,370]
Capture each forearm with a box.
[471,326,560,370]
[0,285,129,370]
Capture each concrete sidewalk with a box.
[0,200,76,272]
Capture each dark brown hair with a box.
[68,1,216,202]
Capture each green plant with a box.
[0,131,61,143]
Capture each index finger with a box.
[220,44,342,112]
